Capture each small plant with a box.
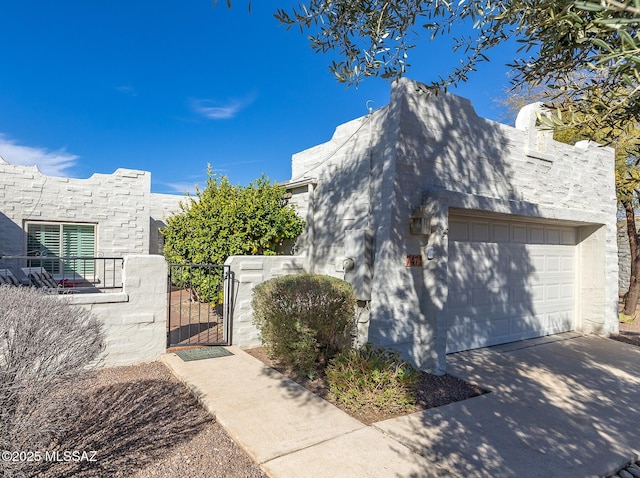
[326,344,420,415]
[619,312,635,324]
[252,274,356,377]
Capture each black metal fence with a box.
[167,263,231,348]
[0,255,124,292]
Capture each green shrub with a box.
[326,344,420,415]
[163,172,305,302]
[252,274,356,377]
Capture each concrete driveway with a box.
[376,333,640,477]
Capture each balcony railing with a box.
[0,255,124,293]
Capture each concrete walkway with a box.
[161,334,640,477]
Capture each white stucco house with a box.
[0,160,183,262]
[0,160,185,366]
[0,77,618,374]
[229,78,618,374]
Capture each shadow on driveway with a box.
[375,333,640,477]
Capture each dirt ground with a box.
[11,362,266,478]
[16,315,636,477]
[244,346,485,425]
[612,319,640,347]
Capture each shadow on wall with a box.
[254,81,614,476]
[0,212,26,258]
[150,218,166,255]
[307,81,542,370]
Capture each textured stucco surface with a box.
[0,161,150,256]
[0,162,183,366]
[281,78,618,373]
[225,256,306,348]
[60,255,168,367]
[0,159,183,257]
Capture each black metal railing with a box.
[0,255,124,292]
[167,263,231,347]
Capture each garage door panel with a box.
[511,225,527,243]
[544,283,574,301]
[529,254,546,274]
[448,315,547,351]
[563,230,577,245]
[534,300,573,314]
[471,222,490,241]
[449,243,509,285]
[448,300,534,324]
[546,256,561,272]
[447,216,576,354]
[529,226,545,243]
[548,311,573,334]
[545,228,560,244]
[471,288,491,307]
[448,289,469,309]
[545,284,561,301]
[448,320,511,351]
[449,219,469,240]
[509,286,528,303]
[493,224,510,242]
[526,284,545,302]
[510,315,544,338]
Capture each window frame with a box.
[24,221,97,276]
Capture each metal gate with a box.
[167,263,231,348]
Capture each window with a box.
[26,222,96,275]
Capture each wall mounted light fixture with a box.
[410,207,432,235]
[342,257,355,272]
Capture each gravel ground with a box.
[17,325,636,478]
[244,346,485,425]
[611,319,640,347]
[13,362,266,478]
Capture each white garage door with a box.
[446,215,577,353]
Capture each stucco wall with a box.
[0,160,151,256]
[225,256,306,347]
[287,78,618,373]
[149,193,185,255]
[618,221,632,295]
[0,159,184,257]
[60,255,167,367]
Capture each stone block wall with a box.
[286,78,618,373]
[60,255,167,367]
[618,221,631,296]
[0,159,151,256]
[225,256,306,347]
[368,79,618,370]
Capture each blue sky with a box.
[0,1,520,194]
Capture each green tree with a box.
[162,171,305,301]
[617,152,640,318]
[272,0,640,129]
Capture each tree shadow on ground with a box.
[14,376,212,478]
[382,335,640,477]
